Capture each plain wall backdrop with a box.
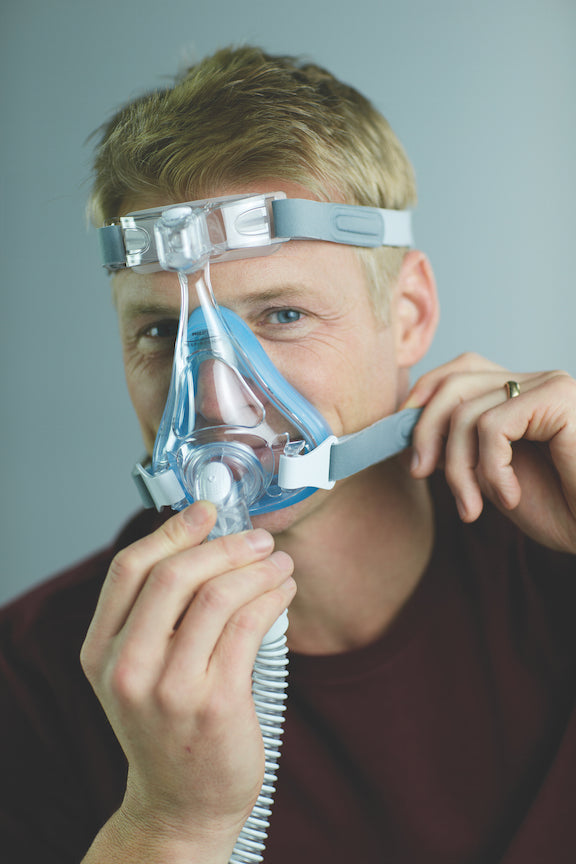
[1,0,574,604]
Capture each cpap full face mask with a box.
[100,192,421,530]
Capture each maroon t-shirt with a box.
[1,478,575,863]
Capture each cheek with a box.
[123,351,172,451]
[265,342,334,412]
[289,333,398,435]
[354,339,400,424]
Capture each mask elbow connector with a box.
[193,460,253,538]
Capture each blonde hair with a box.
[88,45,417,318]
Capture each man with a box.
[1,46,575,864]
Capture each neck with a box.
[275,458,434,655]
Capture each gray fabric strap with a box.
[329,407,422,482]
[272,199,414,248]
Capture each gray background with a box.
[1,0,574,605]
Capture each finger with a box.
[118,538,284,682]
[121,526,275,641]
[410,372,504,477]
[211,575,297,696]
[402,352,506,410]
[443,390,503,521]
[98,533,282,698]
[164,551,295,686]
[422,371,555,504]
[86,502,218,646]
[477,372,576,508]
[410,370,538,478]
[149,575,296,773]
[84,527,281,696]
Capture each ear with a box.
[391,250,439,368]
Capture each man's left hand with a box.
[405,353,576,554]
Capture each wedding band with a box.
[504,380,521,399]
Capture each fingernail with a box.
[282,575,297,594]
[410,448,420,473]
[403,395,422,410]
[270,550,294,575]
[245,529,274,554]
[456,497,468,520]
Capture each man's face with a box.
[113,183,408,530]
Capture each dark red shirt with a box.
[1,478,575,863]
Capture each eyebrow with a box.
[119,300,181,320]
[233,285,311,309]
[119,284,312,320]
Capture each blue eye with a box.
[272,309,302,324]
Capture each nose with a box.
[195,358,264,428]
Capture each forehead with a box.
[113,232,370,319]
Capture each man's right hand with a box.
[80,500,296,863]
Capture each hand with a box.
[404,353,576,554]
[80,500,296,855]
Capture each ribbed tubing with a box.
[229,629,289,863]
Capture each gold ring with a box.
[504,380,521,399]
